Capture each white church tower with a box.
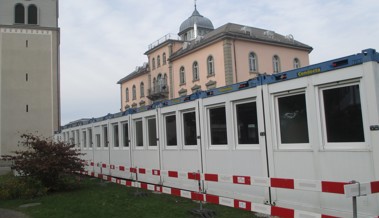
[0,0,60,155]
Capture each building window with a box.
[293,58,301,69]
[180,67,186,84]
[126,88,129,102]
[28,5,38,25]
[152,58,156,69]
[153,78,156,92]
[249,52,258,72]
[273,55,281,73]
[162,53,167,65]
[157,55,161,67]
[207,56,215,76]
[132,85,136,100]
[140,82,145,97]
[193,61,199,81]
[15,4,25,24]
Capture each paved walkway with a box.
[0,209,29,218]
[0,167,11,176]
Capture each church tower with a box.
[0,0,60,155]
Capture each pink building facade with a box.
[118,6,312,111]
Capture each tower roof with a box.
[179,6,214,35]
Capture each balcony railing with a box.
[147,84,169,101]
[148,33,180,51]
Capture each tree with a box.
[2,133,84,191]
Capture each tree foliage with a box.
[2,133,84,191]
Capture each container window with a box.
[113,124,119,147]
[83,131,87,148]
[277,94,309,144]
[88,129,93,148]
[322,84,364,143]
[103,126,108,147]
[165,115,177,146]
[122,123,129,147]
[135,120,143,147]
[209,106,227,145]
[235,102,259,144]
[183,111,197,146]
[148,118,157,146]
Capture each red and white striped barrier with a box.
[78,170,341,218]
[89,162,379,195]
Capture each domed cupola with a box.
[178,4,214,41]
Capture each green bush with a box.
[0,173,48,200]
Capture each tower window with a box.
[249,52,258,72]
[193,61,199,81]
[273,55,281,73]
[15,4,25,24]
[180,66,186,84]
[162,53,167,65]
[207,56,215,76]
[293,58,301,69]
[125,88,129,102]
[132,85,136,100]
[140,82,145,97]
[28,5,38,25]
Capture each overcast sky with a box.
[59,0,379,125]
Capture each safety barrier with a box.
[90,162,379,196]
[82,161,379,218]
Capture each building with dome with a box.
[118,4,312,110]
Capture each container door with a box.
[200,86,270,204]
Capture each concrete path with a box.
[0,209,29,218]
[0,167,11,176]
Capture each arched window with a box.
[180,67,186,84]
[152,58,156,69]
[193,61,199,81]
[273,55,281,73]
[157,55,161,67]
[249,52,258,72]
[293,58,301,69]
[162,53,167,65]
[140,82,145,97]
[15,4,25,24]
[207,56,215,76]
[28,5,38,24]
[132,85,136,100]
[125,88,129,102]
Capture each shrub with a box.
[0,173,48,200]
[2,133,84,192]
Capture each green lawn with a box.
[0,175,258,218]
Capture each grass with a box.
[0,175,258,218]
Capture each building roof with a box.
[178,7,214,36]
[117,64,149,84]
[170,23,313,61]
